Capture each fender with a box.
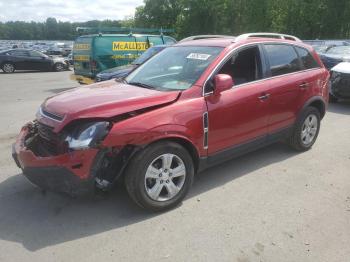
[299,95,327,119]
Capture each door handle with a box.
[258,93,270,100]
[299,82,310,89]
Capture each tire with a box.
[2,62,15,73]
[329,94,338,103]
[125,141,194,211]
[53,63,65,72]
[287,106,321,152]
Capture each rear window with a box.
[295,47,320,69]
[264,44,300,76]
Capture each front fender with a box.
[102,123,205,157]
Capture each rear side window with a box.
[295,47,320,69]
[9,50,29,57]
[264,44,300,76]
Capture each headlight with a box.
[65,121,110,150]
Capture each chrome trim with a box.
[202,41,322,96]
[39,107,64,122]
[203,112,209,149]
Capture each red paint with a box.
[14,37,329,182]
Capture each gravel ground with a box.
[0,71,349,262]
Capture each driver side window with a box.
[205,45,263,93]
[218,46,262,85]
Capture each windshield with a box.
[126,46,223,91]
[132,46,165,65]
[326,46,350,55]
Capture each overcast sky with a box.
[0,0,144,22]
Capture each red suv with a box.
[13,33,329,211]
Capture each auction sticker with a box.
[186,53,211,60]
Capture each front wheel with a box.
[287,107,321,151]
[53,63,65,72]
[125,141,194,211]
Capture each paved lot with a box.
[0,71,349,262]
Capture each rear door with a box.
[9,50,30,70]
[262,44,306,133]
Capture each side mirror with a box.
[213,74,234,95]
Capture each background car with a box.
[313,45,335,55]
[95,45,167,82]
[329,62,350,102]
[0,49,69,73]
[319,46,350,70]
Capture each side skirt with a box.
[198,126,294,173]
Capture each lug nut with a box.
[166,180,169,183]
[160,180,163,184]
[159,174,162,177]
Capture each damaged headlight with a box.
[65,121,110,150]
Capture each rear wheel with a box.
[288,107,321,151]
[125,141,194,211]
[54,63,65,72]
[2,62,15,73]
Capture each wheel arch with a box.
[145,136,200,173]
[301,96,326,119]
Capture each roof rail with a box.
[236,33,301,42]
[179,35,235,42]
[76,27,175,35]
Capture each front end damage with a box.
[12,121,139,196]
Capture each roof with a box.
[175,36,313,51]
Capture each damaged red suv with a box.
[13,33,329,211]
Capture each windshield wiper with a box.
[128,81,155,90]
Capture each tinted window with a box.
[295,47,320,69]
[264,44,300,76]
[9,50,29,57]
[29,50,45,57]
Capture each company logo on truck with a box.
[112,42,149,51]
[74,43,90,50]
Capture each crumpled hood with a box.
[39,80,180,132]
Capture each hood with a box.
[331,62,350,74]
[322,54,350,61]
[39,80,180,132]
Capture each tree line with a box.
[1,0,350,41]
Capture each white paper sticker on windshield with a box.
[186,53,211,60]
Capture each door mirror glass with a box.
[213,74,233,95]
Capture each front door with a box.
[205,45,271,155]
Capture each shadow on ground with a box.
[327,100,350,115]
[0,143,298,251]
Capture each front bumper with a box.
[12,124,99,195]
[330,73,350,99]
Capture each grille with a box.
[40,107,64,122]
[36,122,64,155]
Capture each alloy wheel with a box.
[144,153,186,202]
[301,114,318,145]
[3,63,14,73]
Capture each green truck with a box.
[71,28,176,84]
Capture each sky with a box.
[0,0,144,22]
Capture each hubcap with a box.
[301,114,318,145]
[3,63,14,72]
[56,64,64,71]
[144,153,186,201]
